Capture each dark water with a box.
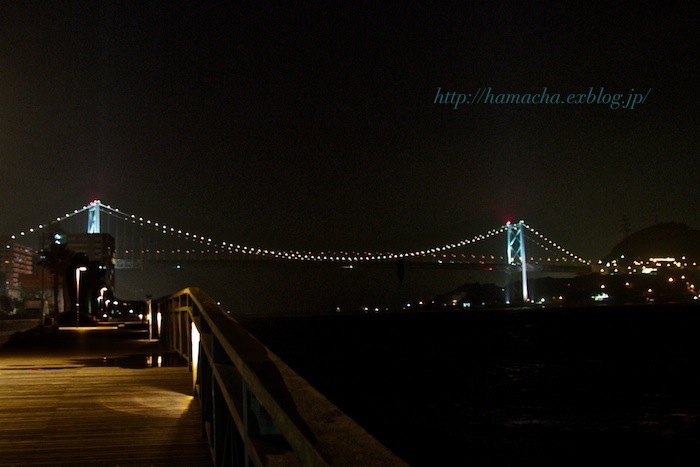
[116,261,515,315]
[238,303,700,466]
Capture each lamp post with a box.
[75,266,87,327]
[99,286,108,319]
[146,295,153,340]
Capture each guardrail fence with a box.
[155,287,406,466]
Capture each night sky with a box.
[1,2,697,260]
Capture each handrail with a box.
[155,287,406,466]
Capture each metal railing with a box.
[156,287,406,466]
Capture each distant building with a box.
[18,267,54,305]
[0,238,34,299]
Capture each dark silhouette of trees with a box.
[38,239,74,325]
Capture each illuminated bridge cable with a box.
[7,200,593,265]
[521,222,590,265]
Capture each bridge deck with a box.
[0,327,212,466]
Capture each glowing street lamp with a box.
[75,266,87,327]
[98,286,108,317]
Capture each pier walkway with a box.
[0,327,212,466]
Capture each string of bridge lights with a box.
[7,201,591,264]
[7,205,93,241]
[521,222,590,264]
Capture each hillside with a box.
[604,222,700,262]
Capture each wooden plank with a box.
[0,329,212,466]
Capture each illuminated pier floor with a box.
[0,328,211,466]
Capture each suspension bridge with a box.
[9,199,591,264]
[3,200,595,307]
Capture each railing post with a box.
[242,381,251,467]
[242,380,281,466]
[213,379,227,465]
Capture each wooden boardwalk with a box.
[0,327,212,466]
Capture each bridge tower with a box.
[506,221,529,303]
[87,200,101,234]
